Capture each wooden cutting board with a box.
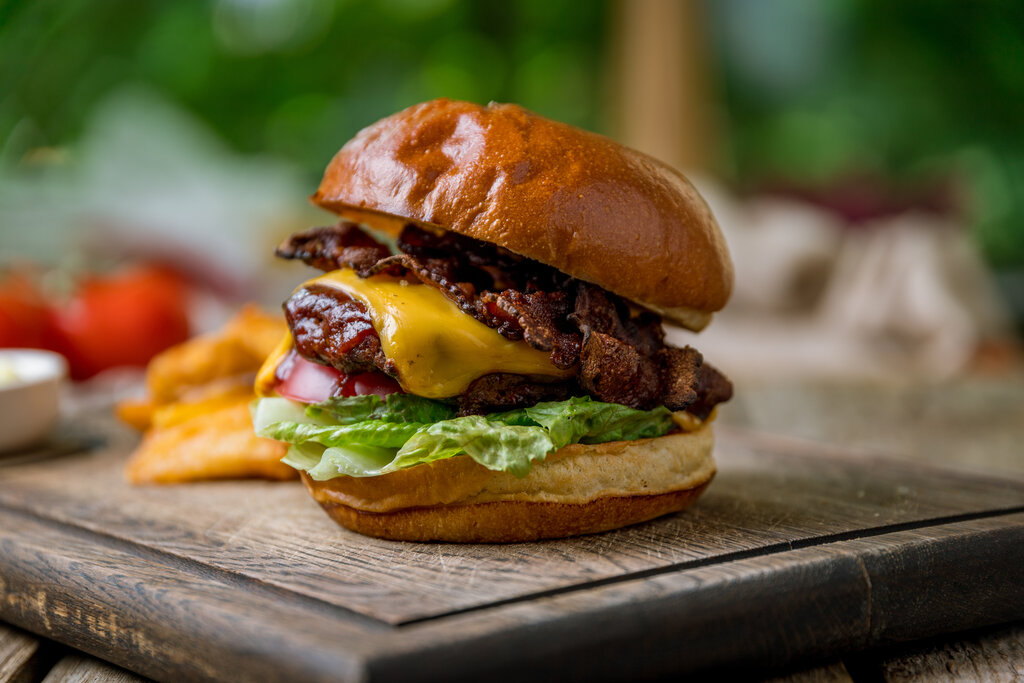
[1,415,1022,682]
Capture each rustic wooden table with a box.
[722,371,1024,681]
[1,372,1022,682]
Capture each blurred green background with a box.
[3,0,1022,269]
[2,0,1023,270]
[0,0,606,178]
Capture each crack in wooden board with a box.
[1,425,1022,625]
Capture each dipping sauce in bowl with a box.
[0,349,67,452]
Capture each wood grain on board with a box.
[2,507,1021,682]
[1,422,1022,626]
[42,655,149,683]
[767,661,854,683]
[878,622,1024,682]
[0,417,1023,681]
[0,623,45,683]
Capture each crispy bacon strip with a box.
[578,331,661,409]
[276,221,733,416]
[486,289,580,368]
[275,221,392,272]
[686,362,734,419]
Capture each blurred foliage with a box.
[0,0,606,178]
[712,0,1024,268]
[2,0,1022,269]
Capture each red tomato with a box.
[0,273,56,348]
[53,265,191,380]
[343,372,402,399]
[275,351,402,403]
[275,353,344,403]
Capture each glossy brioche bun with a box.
[302,425,716,542]
[313,99,732,331]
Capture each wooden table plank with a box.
[720,375,1024,477]
[2,422,1022,626]
[2,504,1021,681]
[3,412,1024,680]
[0,623,45,683]
[360,515,1024,682]
[878,622,1024,682]
[767,661,854,682]
[42,654,148,683]
[0,508,386,682]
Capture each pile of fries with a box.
[118,305,297,484]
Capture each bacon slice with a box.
[487,289,579,369]
[275,221,392,272]
[578,332,660,409]
[685,362,734,419]
[276,222,733,416]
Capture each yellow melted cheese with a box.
[256,269,573,399]
[255,332,294,397]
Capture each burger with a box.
[252,99,733,542]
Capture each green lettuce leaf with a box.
[278,417,552,479]
[374,393,457,423]
[302,394,381,424]
[252,397,325,435]
[264,419,423,448]
[392,416,554,477]
[283,442,400,479]
[253,393,676,480]
[522,396,675,448]
[305,393,455,424]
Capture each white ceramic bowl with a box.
[0,349,67,453]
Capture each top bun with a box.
[313,99,732,330]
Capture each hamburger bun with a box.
[302,424,716,542]
[313,98,732,331]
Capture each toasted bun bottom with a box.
[302,426,716,542]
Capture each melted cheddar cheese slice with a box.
[257,269,573,399]
[255,332,294,397]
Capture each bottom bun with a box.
[302,425,717,543]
